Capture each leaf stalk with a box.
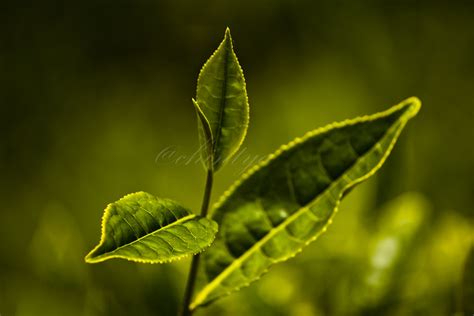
[181,169,214,316]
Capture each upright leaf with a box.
[195,27,249,171]
[191,97,421,309]
[85,192,218,264]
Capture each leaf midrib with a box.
[212,42,230,162]
[94,213,197,259]
[192,119,405,307]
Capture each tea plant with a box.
[85,28,421,316]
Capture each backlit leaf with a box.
[85,192,218,264]
[195,27,249,172]
[191,97,421,309]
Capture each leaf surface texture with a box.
[191,97,421,308]
[85,192,218,264]
[195,28,249,171]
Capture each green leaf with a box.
[193,98,214,169]
[85,192,218,264]
[195,27,249,172]
[191,97,421,309]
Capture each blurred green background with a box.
[1,1,473,315]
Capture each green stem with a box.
[181,169,213,316]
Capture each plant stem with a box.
[181,169,213,316]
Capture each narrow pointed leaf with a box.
[193,98,214,169]
[191,97,421,309]
[85,192,218,264]
[195,27,249,171]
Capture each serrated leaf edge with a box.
[196,27,250,171]
[190,97,421,309]
[211,97,420,215]
[85,191,218,264]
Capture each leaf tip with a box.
[402,96,422,118]
[223,27,233,47]
[84,252,97,264]
[84,244,107,264]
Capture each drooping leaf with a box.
[191,97,421,309]
[195,27,249,172]
[85,192,218,264]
